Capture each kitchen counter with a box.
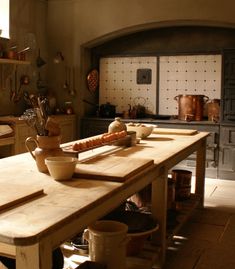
[0,114,75,123]
[82,116,220,125]
[0,130,208,268]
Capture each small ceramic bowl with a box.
[45,156,77,180]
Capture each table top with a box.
[0,131,209,246]
[109,131,209,168]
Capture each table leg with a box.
[195,138,207,208]
[16,242,52,269]
[151,169,168,266]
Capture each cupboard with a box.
[0,114,76,156]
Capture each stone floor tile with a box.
[190,208,230,226]
[195,243,235,269]
[178,222,225,242]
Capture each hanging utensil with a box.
[36,49,46,68]
[13,75,30,103]
[37,72,44,90]
[17,47,31,61]
[23,91,32,106]
[9,78,14,101]
[20,75,30,85]
[63,66,69,90]
[68,66,71,92]
[10,67,18,102]
[17,46,30,54]
[53,51,64,64]
[69,66,76,96]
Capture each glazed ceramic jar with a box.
[108,117,127,133]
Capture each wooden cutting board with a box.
[74,155,154,182]
[0,185,44,212]
[153,128,198,135]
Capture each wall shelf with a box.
[0,58,30,65]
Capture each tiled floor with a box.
[164,178,235,269]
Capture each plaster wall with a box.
[48,0,235,46]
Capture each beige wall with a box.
[48,0,235,46]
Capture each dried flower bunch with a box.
[20,97,60,136]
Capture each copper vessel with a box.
[174,95,209,121]
[207,99,220,122]
[172,169,192,200]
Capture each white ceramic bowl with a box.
[126,123,155,139]
[45,156,77,180]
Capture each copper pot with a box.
[174,95,209,121]
[207,99,220,122]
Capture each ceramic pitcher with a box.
[25,135,64,173]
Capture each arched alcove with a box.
[81,23,235,116]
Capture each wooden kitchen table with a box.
[0,130,209,269]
